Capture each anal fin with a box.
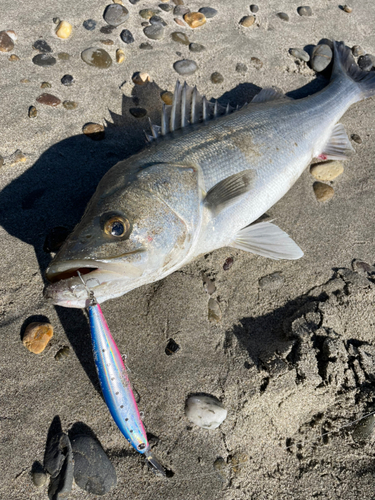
[317,123,354,161]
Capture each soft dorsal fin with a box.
[251,87,291,103]
[316,123,354,161]
[146,81,235,142]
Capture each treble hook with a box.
[77,271,97,306]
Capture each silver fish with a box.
[45,42,375,308]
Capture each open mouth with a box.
[46,266,98,284]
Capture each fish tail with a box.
[332,41,375,101]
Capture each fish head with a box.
[44,161,202,307]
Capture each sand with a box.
[1,0,375,498]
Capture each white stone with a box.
[185,395,227,429]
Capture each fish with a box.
[44,42,375,308]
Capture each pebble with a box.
[351,133,362,144]
[116,48,125,63]
[223,257,233,270]
[32,54,56,67]
[174,18,186,27]
[120,29,134,43]
[44,227,70,252]
[132,72,150,85]
[128,0,140,4]
[55,346,70,361]
[129,107,147,118]
[352,45,365,57]
[161,90,173,105]
[33,39,52,53]
[211,72,224,84]
[58,52,70,61]
[277,12,289,21]
[81,47,112,68]
[343,5,353,13]
[139,42,153,50]
[144,24,165,40]
[250,4,259,13]
[159,4,173,12]
[203,275,216,295]
[185,394,227,429]
[6,30,17,42]
[171,31,189,45]
[208,297,222,323]
[259,272,284,291]
[23,322,53,354]
[0,155,4,167]
[251,56,263,69]
[28,106,37,118]
[358,54,374,71]
[173,59,198,75]
[165,338,180,355]
[104,4,129,26]
[101,39,114,45]
[297,6,312,16]
[313,182,334,202]
[289,47,310,62]
[83,123,105,140]
[53,17,60,24]
[189,42,205,52]
[184,12,206,28]
[352,414,374,442]
[8,149,26,166]
[83,19,97,31]
[32,471,48,488]
[0,31,14,52]
[310,161,344,181]
[113,0,124,4]
[100,25,114,34]
[174,5,190,16]
[56,20,72,39]
[8,54,19,61]
[213,457,228,482]
[310,44,332,72]
[352,260,375,275]
[41,82,52,88]
[141,21,149,27]
[48,435,74,500]
[240,15,255,27]
[199,7,218,18]
[139,9,160,20]
[61,74,74,86]
[173,0,184,4]
[72,435,117,495]
[36,93,61,107]
[150,15,167,26]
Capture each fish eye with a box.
[103,215,131,238]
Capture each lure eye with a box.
[103,215,131,238]
[138,443,146,451]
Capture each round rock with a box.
[184,12,206,28]
[0,31,14,52]
[33,39,52,53]
[61,74,74,86]
[161,90,173,105]
[297,6,312,16]
[311,44,332,72]
[32,471,48,487]
[211,71,224,84]
[83,19,97,31]
[171,31,189,45]
[139,8,160,19]
[55,20,72,39]
[32,54,56,67]
[143,24,165,40]
[36,93,61,107]
[259,272,285,291]
[310,161,344,181]
[83,123,105,140]
[240,15,255,27]
[173,59,198,75]
[189,42,205,52]
[81,47,112,68]
[277,12,289,21]
[185,394,227,429]
[139,42,153,50]
[174,5,190,16]
[352,45,365,57]
[199,7,218,18]
[28,106,37,118]
[129,107,147,118]
[103,4,129,26]
[313,182,334,202]
[72,435,117,495]
[58,52,70,61]
[159,3,173,12]
[150,15,167,26]
[120,29,134,43]
[289,48,310,62]
[23,322,53,354]
[358,54,374,71]
[351,133,362,144]
[250,4,259,13]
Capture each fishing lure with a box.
[78,272,166,476]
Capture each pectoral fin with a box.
[230,222,304,260]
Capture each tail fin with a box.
[332,41,375,100]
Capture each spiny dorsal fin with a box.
[251,87,291,104]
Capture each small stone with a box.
[0,31,14,52]
[144,24,165,40]
[223,257,233,271]
[352,414,374,442]
[53,17,60,25]
[55,20,72,39]
[139,42,153,50]
[161,90,173,105]
[139,9,160,20]
[259,272,284,291]
[185,394,227,429]
[250,4,259,13]
[100,25,114,34]
[250,57,263,69]
[311,44,332,72]
[44,227,70,252]
[128,0,140,4]
[55,346,70,361]
[129,107,147,118]
[32,471,48,488]
[358,54,374,71]
[174,18,186,27]
[159,4,173,12]
[173,0,184,4]
[150,15,167,26]
[297,6,313,16]
[61,74,74,86]
[132,72,150,85]
[208,298,222,323]
[21,78,30,84]
[58,52,70,61]
[310,161,344,181]
[165,338,180,355]
[240,15,255,27]
[343,5,353,13]
[36,93,61,107]
[141,21,149,26]
[32,54,56,67]
[313,182,334,202]
[47,434,74,500]
[171,31,189,45]
[83,19,97,31]
[81,47,112,68]
[173,59,198,75]
[104,4,129,26]
[277,12,289,21]
[63,100,78,110]
[211,71,224,84]
[116,48,125,63]
[352,260,375,275]
[198,7,217,18]
[28,106,37,118]
[351,133,362,144]
[289,48,310,62]
[72,435,117,495]
[203,275,216,295]
[41,82,52,88]
[101,39,114,45]
[120,29,134,44]
[23,322,53,354]
[352,45,365,57]
[8,54,19,61]
[174,5,190,16]
[0,155,4,167]
[83,123,105,140]
[5,30,17,42]
[189,42,205,53]
[33,39,52,53]
[235,62,247,73]
[113,0,123,4]
[184,12,206,28]
[8,150,27,166]
[213,457,228,482]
